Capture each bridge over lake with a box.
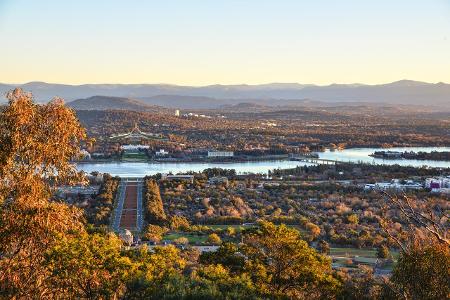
[289,155,340,165]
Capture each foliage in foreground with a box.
[0,89,448,299]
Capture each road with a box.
[112,178,144,232]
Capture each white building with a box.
[156,149,169,156]
[364,179,422,191]
[119,229,134,245]
[207,151,234,158]
[79,149,91,160]
[161,174,194,183]
[425,177,450,189]
[121,144,150,151]
[425,176,450,193]
[175,109,180,117]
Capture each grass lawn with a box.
[207,224,252,232]
[330,247,378,257]
[163,232,209,244]
[330,247,398,271]
[122,152,148,160]
[207,224,307,234]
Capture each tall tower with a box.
[175,109,180,117]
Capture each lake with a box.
[76,160,315,177]
[77,147,450,177]
[318,146,450,168]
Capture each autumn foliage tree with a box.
[44,232,132,299]
[381,194,449,299]
[143,178,167,225]
[240,221,341,299]
[391,241,449,300]
[0,89,90,298]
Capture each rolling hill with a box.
[67,96,167,112]
[1,80,449,110]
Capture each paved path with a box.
[112,181,126,232]
[112,177,144,232]
[136,180,144,231]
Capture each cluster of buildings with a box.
[425,176,450,194]
[363,176,450,194]
[161,174,195,184]
[207,151,234,158]
[182,112,212,119]
[180,112,226,119]
[364,179,422,191]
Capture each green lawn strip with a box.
[330,247,377,257]
[122,152,149,161]
[207,224,251,232]
[163,232,209,244]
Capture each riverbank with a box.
[370,150,450,162]
[75,154,292,164]
[318,147,450,169]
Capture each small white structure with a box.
[119,229,134,245]
[192,245,220,253]
[156,149,169,156]
[175,109,180,117]
[79,149,91,160]
[364,179,422,191]
[207,151,234,158]
[161,174,194,183]
[121,144,150,151]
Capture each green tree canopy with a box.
[241,221,341,299]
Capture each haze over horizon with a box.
[1,79,449,87]
[1,0,449,85]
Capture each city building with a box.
[207,151,234,158]
[57,185,101,198]
[161,174,194,183]
[155,149,169,156]
[175,109,180,117]
[364,179,422,191]
[208,176,229,185]
[110,123,166,143]
[425,176,450,193]
[122,144,150,151]
[425,177,450,189]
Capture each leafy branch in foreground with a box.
[380,193,449,300]
[0,88,89,298]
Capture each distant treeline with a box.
[270,163,448,178]
[402,151,450,161]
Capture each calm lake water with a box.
[77,147,450,177]
[76,160,314,177]
[319,147,450,169]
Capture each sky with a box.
[0,0,449,85]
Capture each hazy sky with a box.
[1,0,449,85]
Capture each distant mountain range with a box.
[1,80,449,110]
